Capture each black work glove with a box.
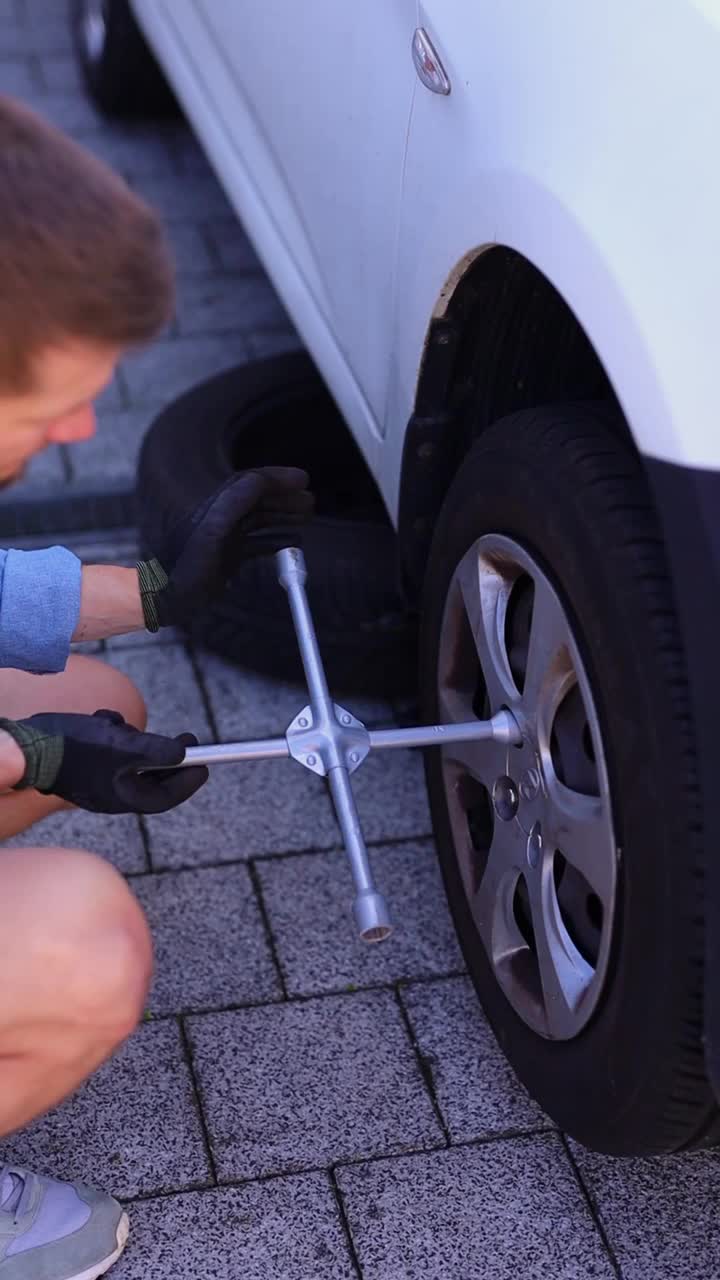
[137,466,314,631]
[0,709,208,814]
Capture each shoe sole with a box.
[67,1211,129,1280]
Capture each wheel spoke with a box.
[527,855,595,1039]
[438,685,508,783]
[471,819,525,957]
[521,571,573,722]
[456,549,518,713]
[545,781,615,910]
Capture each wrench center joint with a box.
[286,704,371,777]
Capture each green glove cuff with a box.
[137,558,170,633]
[0,717,64,793]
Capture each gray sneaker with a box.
[0,1165,128,1279]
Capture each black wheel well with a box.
[398,247,633,599]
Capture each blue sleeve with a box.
[0,546,83,674]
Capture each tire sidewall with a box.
[137,357,417,694]
[421,411,705,1153]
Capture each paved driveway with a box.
[2,4,720,1278]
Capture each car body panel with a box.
[386,0,720,502]
[134,0,720,520]
[133,0,420,494]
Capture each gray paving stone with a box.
[0,1020,210,1198]
[174,272,288,336]
[197,649,394,742]
[337,1136,615,1280]
[2,806,147,873]
[31,88,104,133]
[165,221,216,275]
[122,335,249,405]
[144,757,340,869]
[95,370,126,411]
[247,329,305,361]
[68,407,153,482]
[36,52,83,92]
[172,131,216,176]
[106,626,183,651]
[187,990,443,1179]
[205,215,262,272]
[350,747,433,842]
[29,442,66,483]
[80,130,179,179]
[75,532,138,566]
[130,172,233,221]
[571,1144,720,1279]
[0,56,38,96]
[401,976,548,1141]
[257,841,463,997]
[0,14,73,53]
[130,863,281,1014]
[108,643,212,743]
[3,442,66,494]
[0,0,20,23]
[112,1175,356,1280]
[20,0,67,15]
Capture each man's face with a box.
[0,341,121,487]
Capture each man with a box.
[0,96,312,1278]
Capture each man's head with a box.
[0,95,174,485]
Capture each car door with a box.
[186,0,419,431]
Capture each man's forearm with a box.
[72,566,145,643]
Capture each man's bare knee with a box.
[103,663,147,732]
[0,654,147,731]
[0,847,153,1045]
[62,655,148,732]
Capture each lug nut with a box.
[493,775,519,822]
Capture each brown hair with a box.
[0,94,174,391]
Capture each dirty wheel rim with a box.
[437,534,617,1039]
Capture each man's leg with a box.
[0,845,153,1137]
[0,653,150,1132]
[0,654,147,839]
[0,658,151,1278]
[0,845,149,1280]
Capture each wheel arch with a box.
[397,247,635,599]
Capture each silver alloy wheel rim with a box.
[438,534,617,1040]
[82,0,108,63]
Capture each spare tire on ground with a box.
[137,353,417,695]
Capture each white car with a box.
[74,0,720,1158]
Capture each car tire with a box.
[71,0,176,119]
[137,353,417,696]
[421,402,720,1155]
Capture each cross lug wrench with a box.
[169,548,522,944]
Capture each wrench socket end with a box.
[354,889,392,944]
[275,547,307,591]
